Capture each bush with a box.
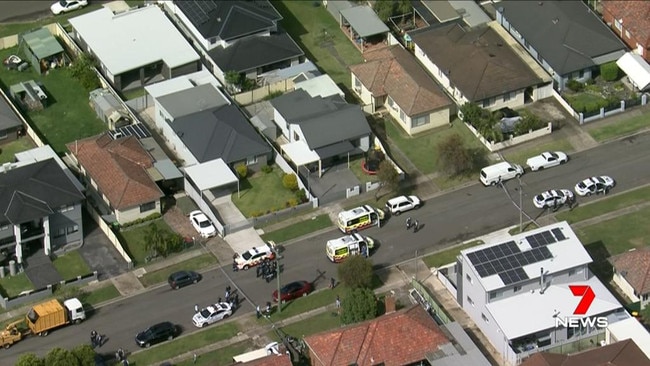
[261,165,273,174]
[600,61,620,81]
[282,173,298,191]
[120,212,162,229]
[235,164,248,179]
[585,78,596,85]
[68,53,100,91]
[295,188,307,203]
[287,198,298,207]
[566,79,585,92]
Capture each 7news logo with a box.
[554,285,608,328]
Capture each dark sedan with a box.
[167,270,201,290]
[272,280,313,303]
[135,321,178,348]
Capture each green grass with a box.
[277,311,342,339]
[52,250,91,281]
[588,108,650,142]
[81,284,121,306]
[174,340,254,366]
[128,322,239,366]
[0,272,33,298]
[422,240,485,268]
[564,93,608,114]
[260,214,332,243]
[556,185,650,224]
[139,254,218,287]
[274,1,363,89]
[0,5,105,38]
[232,168,301,217]
[502,139,574,167]
[348,156,379,184]
[0,138,36,164]
[120,87,146,101]
[117,220,175,266]
[0,47,107,154]
[262,286,348,322]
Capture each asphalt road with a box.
[4,132,650,362]
[0,1,54,23]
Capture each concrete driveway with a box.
[301,163,361,204]
[77,209,129,280]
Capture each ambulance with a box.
[336,205,385,233]
[326,233,375,262]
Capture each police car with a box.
[192,303,233,328]
[235,243,276,270]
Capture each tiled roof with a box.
[350,45,452,116]
[241,354,292,366]
[520,339,650,366]
[67,133,163,210]
[609,248,650,295]
[602,0,650,47]
[304,305,448,366]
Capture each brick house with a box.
[609,248,650,310]
[601,1,650,62]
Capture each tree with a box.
[338,255,374,289]
[600,61,620,81]
[437,134,473,176]
[225,70,242,89]
[282,173,299,191]
[514,110,543,135]
[45,347,80,366]
[143,223,183,258]
[72,344,96,366]
[373,0,411,22]
[375,160,399,200]
[16,353,44,366]
[68,53,99,91]
[459,102,483,124]
[340,288,378,325]
[235,163,248,179]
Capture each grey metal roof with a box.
[421,0,459,23]
[497,0,627,75]
[0,159,84,225]
[153,159,183,180]
[89,88,122,115]
[19,27,63,60]
[270,90,371,150]
[325,0,354,19]
[0,91,22,131]
[208,31,303,73]
[340,6,389,38]
[171,104,271,164]
[174,0,281,41]
[448,1,491,28]
[157,84,229,119]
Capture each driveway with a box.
[77,209,129,281]
[301,163,361,205]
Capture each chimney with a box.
[384,293,396,314]
[539,267,545,294]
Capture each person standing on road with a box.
[413,220,419,233]
[406,217,412,230]
[256,305,261,319]
[329,277,336,289]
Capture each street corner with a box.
[110,271,145,296]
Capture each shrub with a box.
[235,164,248,179]
[282,173,298,191]
[261,165,273,174]
[287,198,298,207]
[251,210,264,217]
[68,53,100,91]
[585,78,596,85]
[262,91,284,101]
[295,188,307,203]
[600,61,620,81]
[120,212,162,229]
[566,79,584,92]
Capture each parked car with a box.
[526,151,568,171]
[189,210,217,238]
[272,281,313,303]
[192,303,232,328]
[135,322,178,348]
[533,189,574,209]
[168,270,201,290]
[574,176,615,196]
[385,195,421,215]
[50,0,88,15]
[235,244,276,270]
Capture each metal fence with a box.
[410,279,452,325]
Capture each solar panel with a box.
[552,227,567,241]
[526,230,558,248]
[499,267,530,285]
[112,123,152,140]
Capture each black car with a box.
[135,321,178,348]
[168,270,201,289]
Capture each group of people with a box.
[256,258,277,283]
[217,285,240,309]
[406,217,420,233]
[256,302,273,318]
[90,330,103,348]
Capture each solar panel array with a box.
[110,123,151,140]
[467,228,569,286]
[182,1,219,25]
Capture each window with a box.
[481,313,489,323]
[614,19,622,31]
[59,204,74,213]
[568,269,576,277]
[482,98,495,108]
[354,76,361,90]
[514,285,522,293]
[67,225,79,234]
[578,70,585,79]
[467,296,474,307]
[466,274,473,284]
[246,156,258,166]
[54,228,66,238]
[503,92,511,102]
[412,114,430,127]
[489,291,503,300]
[0,131,7,140]
[293,131,300,141]
[400,110,405,122]
[140,201,156,213]
[387,96,396,109]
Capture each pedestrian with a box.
[361,244,367,258]
[406,217,412,230]
[232,254,239,272]
[256,305,261,319]
[218,297,222,304]
[225,290,231,303]
[194,304,199,313]
[234,293,240,308]
[336,295,341,315]
[90,330,97,348]
[265,301,272,317]
[116,348,125,362]
[122,358,129,366]
[256,264,262,278]
[329,277,336,289]
[413,220,419,233]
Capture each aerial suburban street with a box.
[3,131,649,363]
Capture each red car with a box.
[272,281,313,302]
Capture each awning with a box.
[281,141,320,166]
[340,6,389,38]
[315,141,355,159]
[154,159,183,180]
[183,159,237,191]
[617,52,650,91]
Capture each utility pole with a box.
[518,176,523,233]
[276,254,282,313]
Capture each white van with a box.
[479,162,524,186]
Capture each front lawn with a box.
[260,214,332,243]
[274,1,363,89]
[117,219,175,266]
[0,272,33,298]
[563,93,610,114]
[81,284,121,306]
[422,240,485,268]
[0,138,36,164]
[232,167,300,217]
[502,139,575,167]
[277,311,342,338]
[139,254,218,287]
[52,250,92,281]
[0,46,107,154]
[588,108,650,142]
[556,185,650,224]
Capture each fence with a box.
[85,201,133,269]
[183,177,226,237]
[0,34,18,49]
[435,264,459,298]
[552,88,649,125]
[410,279,452,325]
[233,79,295,106]
[0,87,46,148]
[0,285,53,310]
[464,122,553,152]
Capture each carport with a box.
[19,27,66,75]
[184,159,239,196]
[281,140,321,176]
[339,6,390,52]
[617,52,650,91]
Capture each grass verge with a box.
[129,322,239,366]
[555,185,650,224]
[422,240,485,268]
[0,272,33,298]
[260,214,332,243]
[52,250,91,281]
[81,284,121,306]
[502,138,574,167]
[0,138,36,164]
[277,311,342,339]
[232,168,300,217]
[139,254,218,287]
[588,108,650,142]
[174,340,254,366]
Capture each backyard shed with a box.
[88,88,131,130]
[9,80,48,111]
[19,27,66,75]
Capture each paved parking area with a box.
[24,250,62,289]
[77,210,129,281]
[301,163,361,204]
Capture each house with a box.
[608,248,650,310]
[520,339,650,366]
[413,0,491,28]
[453,221,628,365]
[495,0,627,91]
[0,148,85,264]
[606,317,650,359]
[145,81,271,170]
[350,45,454,135]
[69,6,201,91]
[269,85,371,176]
[409,21,552,110]
[161,0,304,84]
[304,305,450,366]
[0,89,24,144]
[67,133,164,225]
[601,0,650,62]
